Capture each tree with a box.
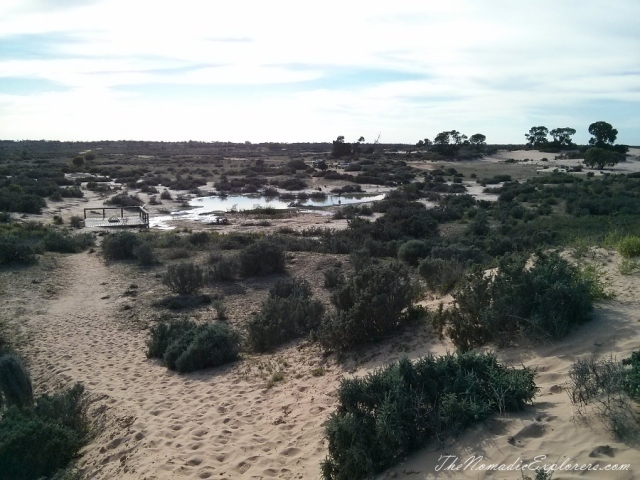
[353,136,365,154]
[469,133,486,147]
[72,156,85,168]
[549,127,576,147]
[525,126,549,147]
[588,121,618,148]
[331,136,353,158]
[583,147,619,170]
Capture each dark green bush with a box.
[163,262,205,295]
[173,323,240,373]
[146,318,196,358]
[319,262,419,350]
[321,352,537,480]
[104,193,143,206]
[101,231,140,260]
[238,239,285,277]
[208,255,239,282]
[397,240,430,266]
[134,242,157,266]
[433,252,597,350]
[0,383,88,480]
[247,278,324,352]
[323,268,344,289]
[0,235,37,265]
[147,319,240,373]
[0,355,33,409]
[42,231,78,253]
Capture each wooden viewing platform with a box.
[83,206,150,228]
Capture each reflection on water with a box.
[189,193,385,212]
[149,193,385,230]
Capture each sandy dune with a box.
[3,242,640,479]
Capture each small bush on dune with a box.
[323,268,344,289]
[173,324,240,373]
[238,239,285,277]
[0,236,37,265]
[101,231,140,260]
[318,262,420,350]
[617,235,640,258]
[163,262,205,295]
[147,319,240,373]
[0,355,33,409]
[418,257,465,294]
[247,278,324,352]
[397,239,430,266]
[104,193,143,207]
[134,242,158,266]
[0,383,88,480]
[569,353,640,440]
[146,318,195,359]
[208,255,239,282]
[433,252,600,351]
[321,352,537,480]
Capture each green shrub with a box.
[0,383,88,480]
[146,318,196,359]
[133,242,157,266]
[569,354,640,440]
[173,323,240,373]
[101,231,140,260]
[69,216,83,228]
[163,262,204,295]
[397,240,430,266]
[247,278,324,352]
[321,352,537,480]
[239,239,285,277]
[104,193,143,206]
[319,262,419,350]
[418,257,465,294]
[147,319,240,373]
[433,252,598,351]
[0,355,33,409]
[42,231,77,253]
[208,255,239,282]
[617,235,640,258]
[323,268,344,289]
[0,235,37,265]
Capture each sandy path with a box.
[23,252,340,479]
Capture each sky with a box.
[0,0,639,145]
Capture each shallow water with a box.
[189,193,386,212]
[149,193,385,229]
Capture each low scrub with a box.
[569,353,640,440]
[247,278,324,352]
[318,262,420,350]
[147,319,240,373]
[432,252,600,350]
[0,351,88,480]
[104,193,143,207]
[617,235,640,258]
[397,239,430,266]
[101,231,140,260]
[0,355,33,409]
[321,352,537,480]
[207,255,239,282]
[418,257,466,294]
[238,239,285,277]
[163,262,205,295]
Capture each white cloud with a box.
[0,0,638,143]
